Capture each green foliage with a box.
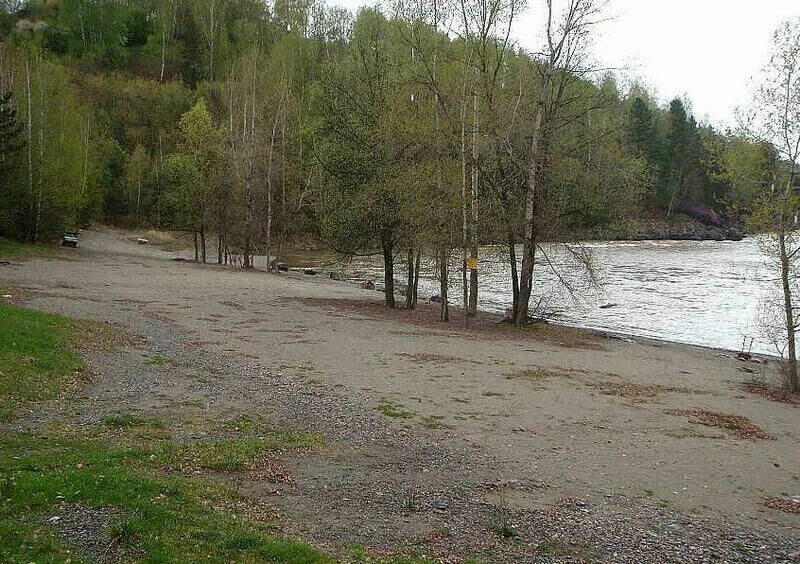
[626,97,660,162]
[0,0,770,252]
[162,99,223,233]
[0,91,24,181]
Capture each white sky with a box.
[328,0,800,128]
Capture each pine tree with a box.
[0,91,23,178]
[0,90,24,237]
[626,97,659,162]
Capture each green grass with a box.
[377,403,415,419]
[0,304,332,562]
[144,354,169,366]
[0,433,332,563]
[346,543,437,563]
[0,238,64,260]
[535,539,571,555]
[0,303,86,421]
[488,522,517,539]
[419,415,453,430]
[157,433,319,472]
[103,412,166,430]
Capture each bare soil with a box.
[2,226,798,563]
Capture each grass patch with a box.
[160,438,272,472]
[419,415,453,430]
[219,414,264,433]
[346,543,437,563]
[0,305,331,561]
[144,354,169,366]
[215,415,323,444]
[377,403,415,419]
[488,522,517,539]
[0,433,332,563]
[0,238,64,261]
[0,303,133,420]
[103,412,166,430]
[535,538,598,561]
[535,539,572,556]
[0,303,86,421]
[158,430,321,473]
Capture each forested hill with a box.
[0,0,776,255]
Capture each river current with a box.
[286,238,782,355]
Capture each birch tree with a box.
[747,19,800,392]
[194,0,220,82]
[457,0,523,317]
[514,0,606,325]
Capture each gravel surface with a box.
[3,228,799,563]
[18,319,798,563]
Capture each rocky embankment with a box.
[588,215,745,242]
[619,224,744,242]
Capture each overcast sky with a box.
[328,0,800,128]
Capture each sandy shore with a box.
[1,226,798,561]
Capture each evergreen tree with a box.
[0,90,24,237]
[626,97,659,163]
[0,91,23,178]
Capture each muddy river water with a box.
[282,238,780,355]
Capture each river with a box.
[283,238,782,355]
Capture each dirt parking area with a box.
[1,227,798,562]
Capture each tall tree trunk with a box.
[780,165,799,392]
[24,55,34,242]
[413,250,421,309]
[207,0,216,82]
[200,222,207,264]
[136,177,142,222]
[404,248,421,310]
[80,117,90,215]
[160,13,167,83]
[439,248,449,322]
[381,234,395,309]
[37,55,44,241]
[509,234,520,320]
[405,248,415,310]
[467,68,479,316]
[156,132,163,226]
[460,60,469,311]
[516,62,551,326]
[266,94,282,273]
[243,177,253,270]
[194,230,199,262]
[433,0,448,323]
[779,231,798,392]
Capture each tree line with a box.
[0,1,795,364]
